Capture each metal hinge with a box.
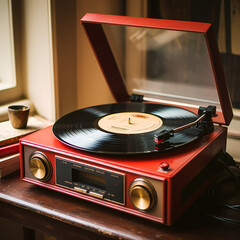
[130,94,144,102]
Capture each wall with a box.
[51,0,125,118]
[76,0,124,110]
[21,0,55,121]
[51,0,78,118]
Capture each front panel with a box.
[21,144,165,224]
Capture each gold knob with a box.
[30,152,52,181]
[129,178,156,211]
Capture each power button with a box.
[159,162,170,171]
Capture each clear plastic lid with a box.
[81,14,233,125]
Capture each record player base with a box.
[19,125,228,225]
[0,171,240,240]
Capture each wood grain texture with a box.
[0,172,240,240]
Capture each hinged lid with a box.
[81,13,233,126]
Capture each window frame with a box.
[0,0,23,105]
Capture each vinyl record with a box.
[52,102,203,154]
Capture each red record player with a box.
[19,14,233,225]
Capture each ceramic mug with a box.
[8,105,30,129]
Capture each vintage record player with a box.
[19,14,233,225]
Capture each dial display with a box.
[72,168,106,190]
[55,157,125,205]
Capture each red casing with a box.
[20,14,231,225]
[20,125,227,225]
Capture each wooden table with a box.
[0,171,239,240]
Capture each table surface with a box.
[0,171,240,240]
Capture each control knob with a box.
[129,178,156,211]
[30,152,52,181]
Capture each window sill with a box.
[0,115,52,147]
[0,99,35,122]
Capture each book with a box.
[0,142,19,157]
[0,153,20,178]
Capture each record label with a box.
[98,112,163,134]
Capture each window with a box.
[0,0,22,105]
[0,0,15,90]
[0,0,55,122]
[146,0,240,111]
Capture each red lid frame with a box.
[81,13,233,126]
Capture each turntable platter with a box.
[52,102,202,154]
